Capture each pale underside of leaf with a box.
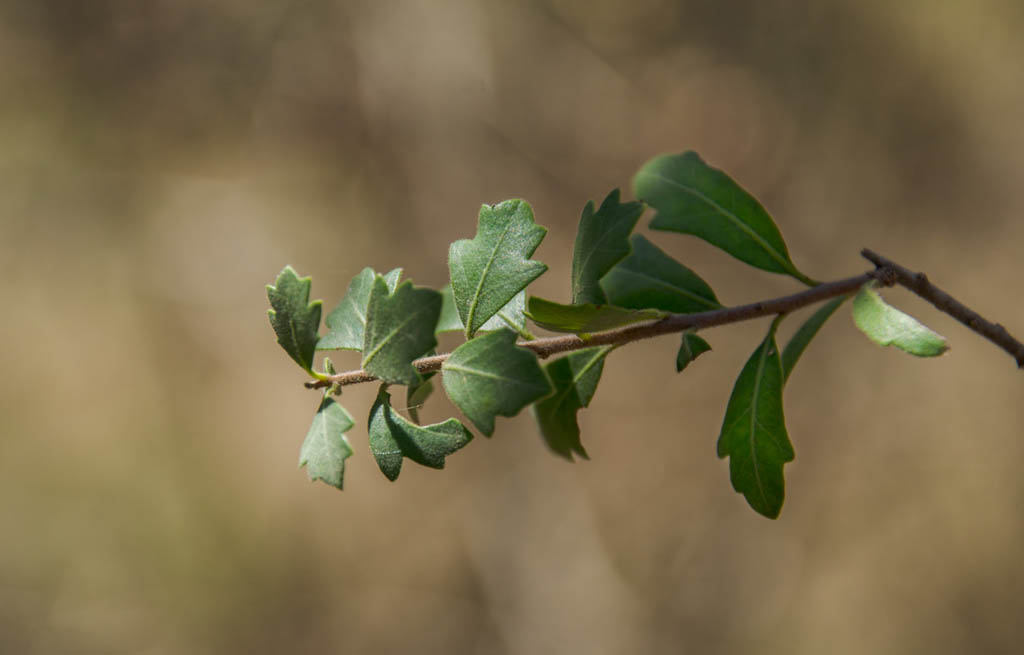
[299,395,355,489]
[852,284,949,357]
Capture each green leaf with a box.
[531,347,612,460]
[362,276,442,385]
[571,189,644,305]
[267,266,322,374]
[442,329,553,436]
[717,319,793,519]
[781,296,848,381]
[634,151,816,285]
[406,373,435,424]
[368,386,473,481]
[449,199,548,338]
[525,296,664,335]
[318,267,402,350]
[852,283,949,357]
[299,395,355,489]
[437,284,529,337]
[600,234,722,313]
[677,332,712,372]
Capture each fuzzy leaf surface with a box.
[406,373,435,425]
[368,387,473,481]
[267,266,322,373]
[718,320,793,519]
[571,189,644,304]
[318,267,402,350]
[442,329,552,436]
[449,199,548,338]
[437,284,528,336]
[526,297,664,335]
[635,151,815,285]
[531,347,611,460]
[362,276,442,385]
[781,296,848,381]
[677,332,712,372]
[600,234,722,314]
[299,396,355,489]
[852,284,948,357]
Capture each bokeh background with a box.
[3,1,1023,652]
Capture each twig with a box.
[861,249,1024,367]
[307,250,1024,389]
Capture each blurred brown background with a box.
[3,0,1023,653]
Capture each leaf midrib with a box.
[607,267,721,310]
[747,339,772,509]
[466,219,517,334]
[641,171,793,275]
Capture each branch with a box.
[861,249,1024,367]
[308,250,1024,389]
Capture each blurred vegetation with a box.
[2,0,1023,653]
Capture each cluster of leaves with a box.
[268,151,948,518]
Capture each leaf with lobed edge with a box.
[601,234,722,314]
[436,285,529,337]
[318,267,402,351]
[635,151,816,285]
[717,317,793,519]
[526,296,664,335]
[267,266,322,374]
[571,189,644,305]
[299,394,355,489]
[442,329,552,436]
[361,275,442,385]
[368,386,473,481]
[449,199,548,338]
[531,346,612,460]
[852,283,948,357]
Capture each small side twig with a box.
[861,249,1024,368]
[307,250,1024,389]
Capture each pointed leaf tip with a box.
[676,332,711,372]
[299,396,355,489]
[532,347,612,460]
[449,199,548,338]
[852,284,949,357]
[717,321,793,518]
[319,267,402,351]
[267,266,322,373]
[634,151,815,285]
[571,189,644,305]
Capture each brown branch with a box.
[307,250,1024,389]
[861,249,1024,367]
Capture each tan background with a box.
[3,1,1023,653]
